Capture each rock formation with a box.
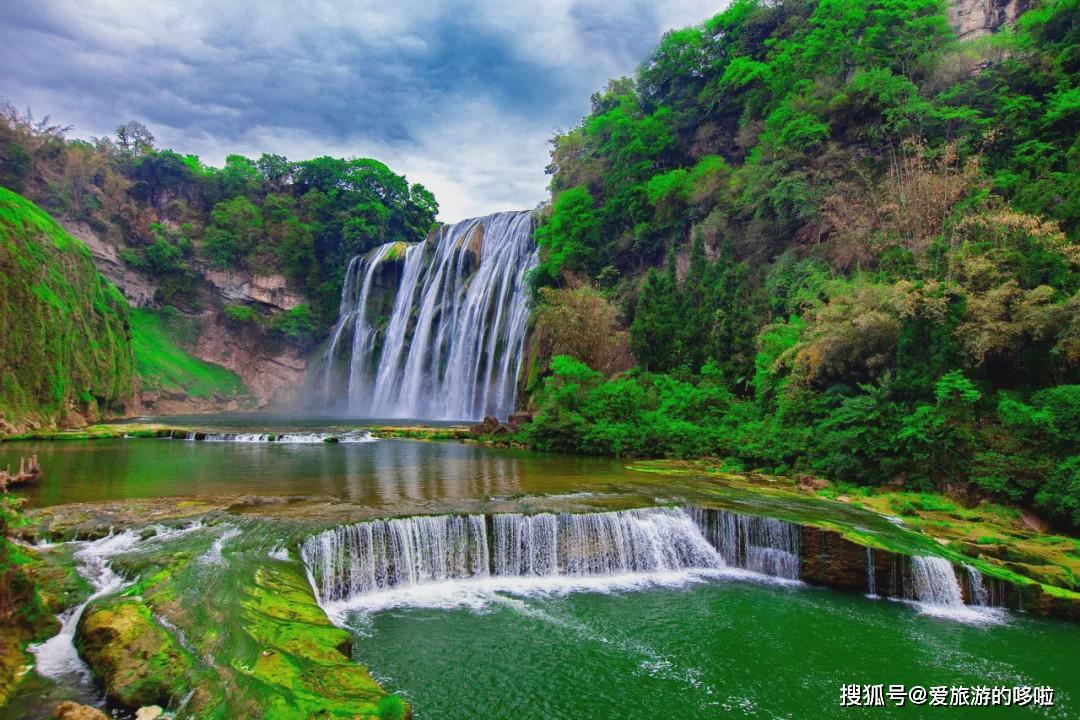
[948,0,1032,39]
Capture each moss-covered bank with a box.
[0,187,135,433]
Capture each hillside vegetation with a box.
[0,186,134,430]
[0,108,438,334]
[129,308,245,401]
[524,0,1080,530]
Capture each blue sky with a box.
[0,0,724,221]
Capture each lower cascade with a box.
[300,507,801,605]
[908,555,965,607]
[315,210,538,421]
[687,508,801,580]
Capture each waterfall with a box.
[302,507,804,606]
[908,556,964,607]
[493,509,720,578]
[966,565,990,606]
[317,210,538,421]
[301,515,490,602]
[866,547,877,598]
[964,565,1004,607]
[688,508,802,580]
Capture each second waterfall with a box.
[317,211,538,420]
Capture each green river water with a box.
[2,424,1078,719]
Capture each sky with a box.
[0,0,725,222]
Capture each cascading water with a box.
[301,507,803,607]
[317,210,538,421]
[687,508,802,580]
[866,547,878,598]
[908,555,965,607]
[302,515,491,602]
[964,565,1004,607]
[494,509,720,578]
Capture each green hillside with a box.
[130,308,244,400]
[524,0,1080,530]
[0,186,134,429]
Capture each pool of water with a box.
[1,435,637,509]
[349,579,1079,719]
[4,417,1078,720]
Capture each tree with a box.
[534,186,600,283]
[630,248,680,371]
[115,121,155,158]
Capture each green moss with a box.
[75,598,196,709]
[0,187,135,429]
[370,425,470,441]
[130,308,247,399]
[233,564,401,718]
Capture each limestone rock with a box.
[135,706,164,720]
[470,416,512,436]
[948,0,1032,39]
[202,268,304,310]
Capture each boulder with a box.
[52,701,109,720]
[75,599,192,710]
[469,416,511,436]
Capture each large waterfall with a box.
[317,211,538,421]
[301,507,803,606]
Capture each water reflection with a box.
[2,438,626,511]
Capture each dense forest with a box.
[523,0,1080,530]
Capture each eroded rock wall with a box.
[948,0,1032,39]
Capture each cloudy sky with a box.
[0,0,724,221]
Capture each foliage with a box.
[223,304,258,326]
[533,284,631,376]
[0,187,134,428]
[524,0,1080,530]
[130,308,245,400]
[268,305,317,348]
[0,110,439,328]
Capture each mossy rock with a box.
[0,187,135,430]
[232,564,407,719]
[75,599,194,710]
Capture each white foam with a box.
[321,566,799,620]
[29,531,138,679]
[29,522,206,681]
[199,526,241,566]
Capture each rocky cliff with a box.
[62,219,311,410]
[948,0,1032,39]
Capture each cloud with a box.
[0,0,724,221]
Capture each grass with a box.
[130,309,246,400]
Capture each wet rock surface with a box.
[74,599,193,710]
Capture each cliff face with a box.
[62,219,311,410]
[948,0,1032,39]
[0,188,135,432]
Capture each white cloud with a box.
[1,0,728,221]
